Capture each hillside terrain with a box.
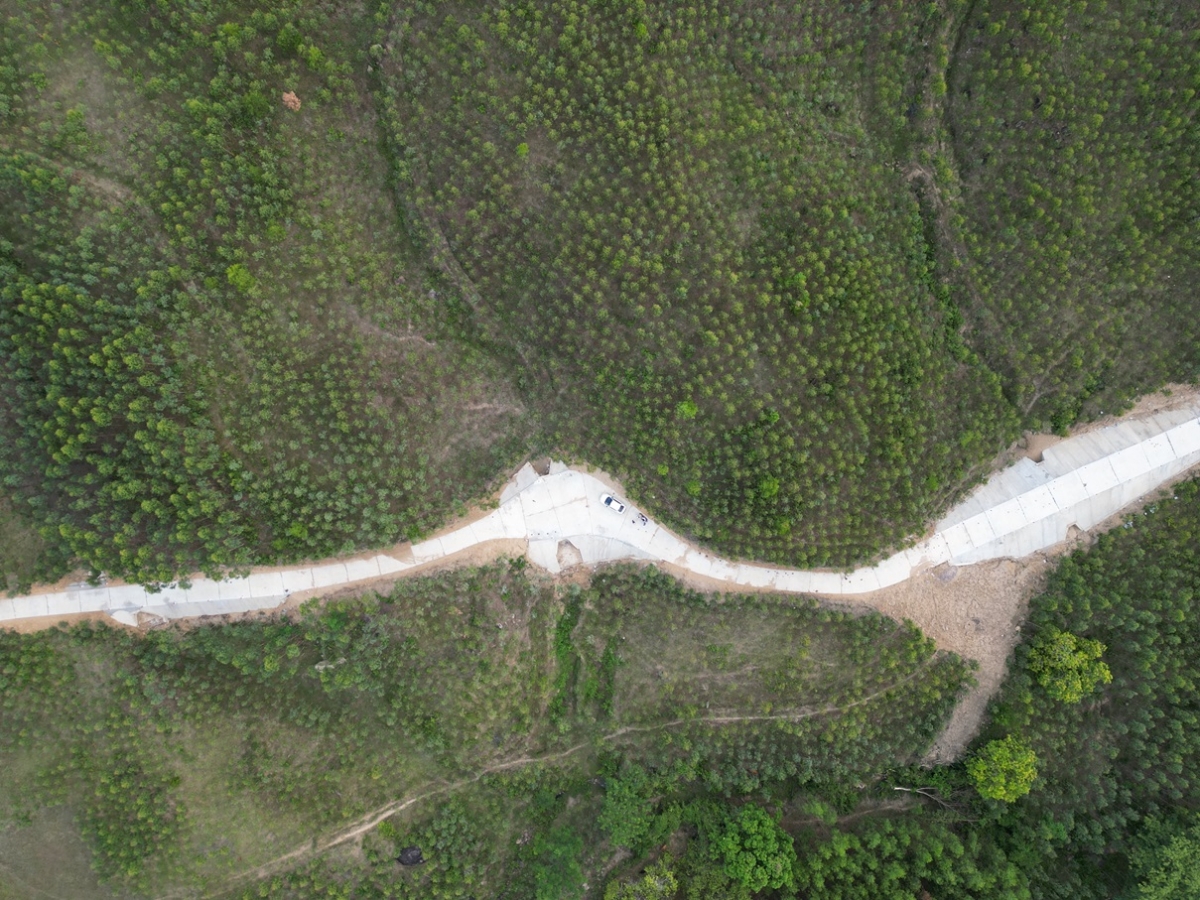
[0,0,1198,898]
[3,480,1200,899]
[0,0,1195,585]
[379,0,1014,566]
[0,565,972,898]
[0,1,526,588]
[947,0,1199,427]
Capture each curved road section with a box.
[4,403,1200,626]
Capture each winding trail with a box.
[152,661,936,900]
[6,395,1200,761]
[4,398,1200,627]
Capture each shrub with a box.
[225,263,257,293]
[276,23,303,56]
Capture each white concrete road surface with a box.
[4,402,1200,627]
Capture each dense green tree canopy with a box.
[792,820,1030,900]
[1027,627,1112,703]
[1130,817,1200,900]
[968,735,1039,802]
[948,0,1200,426]
[713,805,796,892]
[382,0,1016,569]
[532,824,585,900]
[972,479,1200,896]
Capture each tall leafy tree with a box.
[1027,628,1112,703]
[968,735,1038,802]
[712,805,796,893]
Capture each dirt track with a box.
[151,664,937,900]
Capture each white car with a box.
[600,493,626,514]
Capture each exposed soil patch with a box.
[1022,431,1060,462]
[661,553,1045,762]
[867,558,1049,764]
[340,302,438,350]
[0,610,120,635]
[556,540,584,570]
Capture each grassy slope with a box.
[0,564,969,899]
[0,497,47,594]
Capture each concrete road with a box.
[3,402,1200,626]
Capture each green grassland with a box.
[0,563,969,898]
[0,497,48,594]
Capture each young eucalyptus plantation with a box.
[0,0,1197,897]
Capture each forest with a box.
[0,562,972,898]
[380,0,1014,567]
[4,477,1200,898]
[0,0,527,589]
[947,0,1199,430]
[0,0,1198,897]
[0,0,1194,586]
